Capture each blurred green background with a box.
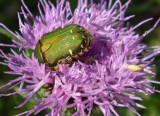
[0,0,160,116]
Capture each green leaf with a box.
[25,49,34,58]
[0,27,21,43]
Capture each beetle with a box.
[34,24,93,70]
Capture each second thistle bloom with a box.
[0,0,160,116]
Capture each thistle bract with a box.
[35,24,93,67]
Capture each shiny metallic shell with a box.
[35,24,93,67]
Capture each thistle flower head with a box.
[0,0,160,116]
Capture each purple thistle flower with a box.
[0,0,160,116]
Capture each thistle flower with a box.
[0,0,160,116]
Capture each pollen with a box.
[127,64,143,71]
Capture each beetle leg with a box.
[84,56,95,63]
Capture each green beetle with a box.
[34,24,93,69]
